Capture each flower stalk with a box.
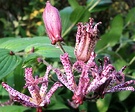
[57,41,66,53]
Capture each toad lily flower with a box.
[74,18,101,62]
[2,66,62,107]
[54,52,135,108]
[42,1,63,45]
[85,57,135,99]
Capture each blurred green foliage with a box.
[0,0,135,112]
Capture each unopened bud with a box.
[74,18,101,62]
[42,1,63,45]
[37,57,43,63]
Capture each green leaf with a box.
[47,94,69,110]
[125,7,135,25]
[107,15,123,46]
[60,7,73,37]
[25,44,75,58]
[87,0,112,6]
[68,0,79,9]
[61,6,90,37]
[79,102,88,111]
[118,91,131,101]
[131,106,135,112]
[24,53,39,63]
[70,5,90,25]
[80,9,90,22]
[0,38,14,45]
[113,58,127,70]
[0,48,22,79]
[96,0,112,6]
[0,37,51,52]
[13,63,25,91]
[96,94,112,112]
[131,35,135,41]
[96,15,123,52]
[37,25,45,36]
[0,105,29,112]
[87,0,112,12]
[0,84,9,96]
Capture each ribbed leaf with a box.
[25,43,75,58]
[0,37,50,52]
[0,37,14,44]
[0,105,29,112]
[0,48,22,79]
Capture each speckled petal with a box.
[40,65,52,99]
[60,53,76,91]
[2,82,38,107]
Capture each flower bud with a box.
[42,1,63,45]
[74,18,101,62]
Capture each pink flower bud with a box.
[74,18,101,62]
[42,1,63,45]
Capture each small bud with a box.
[9,51,15,55]
[37,57,43,63]
[42,1,63,45]
[74,18,101,62]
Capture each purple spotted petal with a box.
[60,53,76,91]
[2,82,38,107]
[40,65,52,99]
[54,68,74,91]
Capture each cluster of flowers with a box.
[1,1,135,109]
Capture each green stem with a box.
[42,59,50,66]
[57,42,66,53]
[88,0,101,11]
[15,52,26,56]
[128,57,135,66]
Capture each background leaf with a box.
[96,94,112,112]
[118,91,131,101]
[0,38,14,44]
[25,44,75,58]
[60,7,73,37]
[125,7,135,25]
[68,0,79,9]
[0,37,50,52]
[0,48,22,79]
[87,0,112,12]
[96,15,124,52]
[70,6,88,23]
[46,94,69,110]
[0,105,29,112]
